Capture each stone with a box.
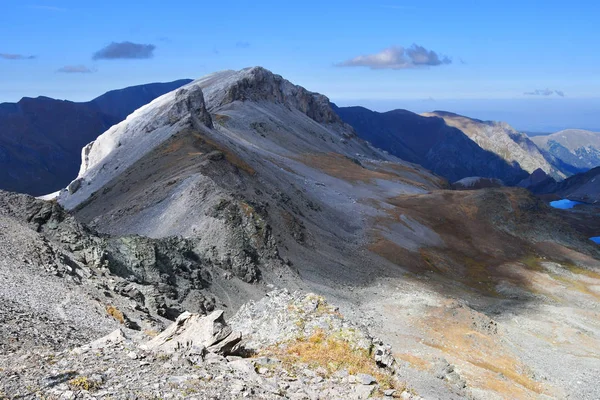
[143,310,242,356]
[352,384,376,399]
[204,352,226,364]
[228,359,258,380]
[206,331,242,355]
[400,391,412,400]
[384,389,397,397]
[72,329,127,355]
[356,373,377,385]
[374,344,396,368]
[67,179,82,194]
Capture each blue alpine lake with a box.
[549,199,583,210]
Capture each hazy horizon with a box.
[2,0,598,133]
[2,78,597,133]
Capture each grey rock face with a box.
[170,86,214,129]
[210,67,342,125]
[0,190,220,320]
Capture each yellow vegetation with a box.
[420,307,549,398]
[520,255,545,272]
[68,376,101,391]
[265,329,398,390]
[105,305,125,324]
[563,264,600,280]
[298,152,424,188]
[394,353,431,371]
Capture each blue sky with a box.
[0,0,598,131]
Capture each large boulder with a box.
[143,310,242,356]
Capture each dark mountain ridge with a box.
[0,79,192,196]
[332,105,529,184]
[529,166,600,203]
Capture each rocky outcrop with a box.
[0,190,220,320]
[203,67,342,125]
[230,290,390,362]
[1,290,419,399]
[144,310,242,356]
[169,86,214,129]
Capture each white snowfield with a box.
[36,190,60,201]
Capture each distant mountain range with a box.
[0,79,192,195]
[532,129,600,174]
[1,76,599,197]
[334,105,556,185]
[422,111,565,180]
[334,106,600,186]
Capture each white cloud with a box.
[57,65,94,73]
[0,53,36,60]
[337,44,451,70]
[93,42,155,60]
[524,89,565,97]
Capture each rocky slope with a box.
[333,105,529,185]
[0,79,191,196]
[57,67,444,293]
[2,67,600,399]
[528,166,600,203]
[2,286,414,399]
[422,111,566,180]
[532,129,600,174]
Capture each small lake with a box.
[549,199,583,210]
[591,237,600,244]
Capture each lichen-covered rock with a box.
[230,290,376,353]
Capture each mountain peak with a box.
[194,66,341,124]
